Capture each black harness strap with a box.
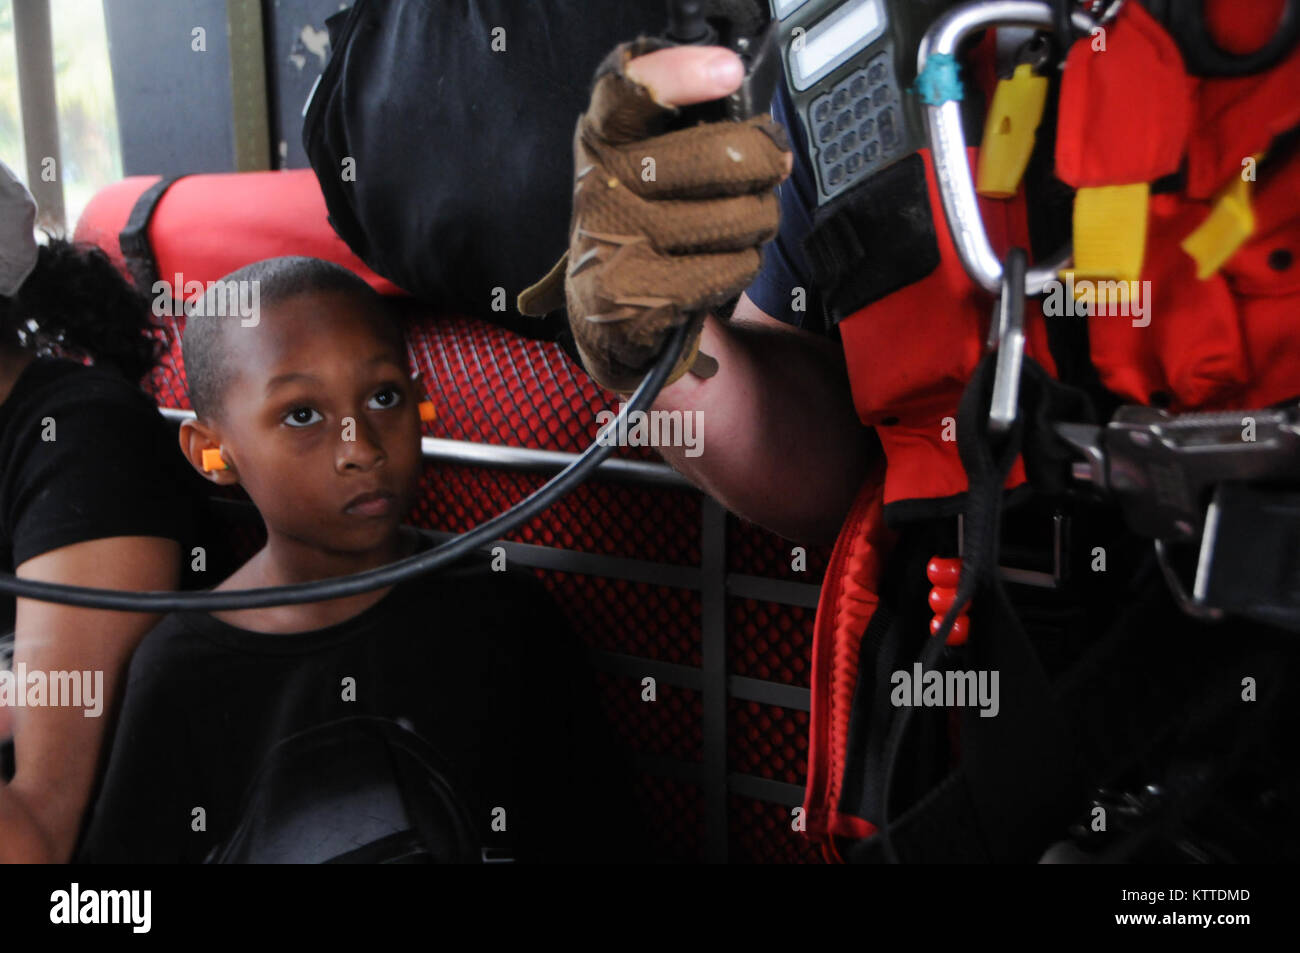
[802,154,941,327]
[118,175,186,293]
[857,335,1095,862]
[847,769,988,863]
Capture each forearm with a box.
[9,536,178,862]
[651,298,877,545]
[0,781,54,863]
[8,708,117,863]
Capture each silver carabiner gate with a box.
[988,247,1028,433]
[916,0,1089,296]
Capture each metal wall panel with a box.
[265,0,343,168]
[104,0,237,176]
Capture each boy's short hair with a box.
[182,256,389,421]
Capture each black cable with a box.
[0,324,689,612]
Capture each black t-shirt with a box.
[76,539,641,864]
[0,357,205,633]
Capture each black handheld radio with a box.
[664,0,783,124]
[769,0,959,205]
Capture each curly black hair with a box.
[0,236,160,383]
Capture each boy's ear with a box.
[179,417,239,485]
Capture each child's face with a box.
[214,291,422,555]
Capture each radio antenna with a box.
[666,0,711,43]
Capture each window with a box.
[0,0,122,232]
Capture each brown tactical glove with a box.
[517,37,793,394]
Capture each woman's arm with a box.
[0,776,50,862]
[0,679,10,741]
[2,534,179,862]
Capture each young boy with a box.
[77,257,640,863]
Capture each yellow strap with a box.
[976,64,1049,199]
[1071,182,1150,284]
[1180,157,1260,280]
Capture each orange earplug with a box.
[201,448,228,472]
[418,401,436,423]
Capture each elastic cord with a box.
[914,52,963,106]
[0,324,689,611]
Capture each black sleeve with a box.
[75,623,197,864]
[7,377,194,568]
[508,572,650,864]
[743,79,827,331]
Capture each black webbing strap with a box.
[118,175,186,292]
[802,154,941,326]
[861,338,1093,862]
[945,354,1087,860]
[846,767,987,863]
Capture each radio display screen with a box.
[773,0,811,18]
[788,0,888,91]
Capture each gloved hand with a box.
[518,37,793,394]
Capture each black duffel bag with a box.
[302,0,670,336]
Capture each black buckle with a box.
[1157,483,1300,632]
[959,510,1066,589]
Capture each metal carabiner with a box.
[1071,0,1127,36]
[1051,0,1127,45]
[917,0,1087,296]
[1087,0,1127,28]
[988,247,1027,433]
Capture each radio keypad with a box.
[806,51,900,200]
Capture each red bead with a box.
[928,586,958,614]
[930,613,971,646]
[926,557,961,587]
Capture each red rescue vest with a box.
[804,0,1300,857]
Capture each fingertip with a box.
[706,50,744,91]
[626,46,744,107]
